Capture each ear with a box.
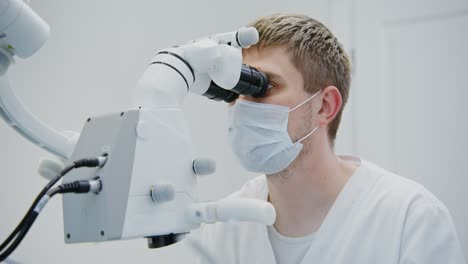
[317,86,342,126]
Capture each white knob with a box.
[192,158,216,176]
[37,157,65,180]
[237,27,259,48]
[150,184,175,203]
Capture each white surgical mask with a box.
[227,90,321,174]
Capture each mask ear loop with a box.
[291,89,322,143]
[297,125,319,143]
[289,89,322,112]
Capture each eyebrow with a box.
[262,70,284,83]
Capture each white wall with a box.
[336,0,468,257]
[0,1,330,263]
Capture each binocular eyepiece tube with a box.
[203,64,269,103]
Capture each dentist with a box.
[195,13,465,264]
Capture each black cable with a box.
[0,211,39,262]
[0,164,74,254]
[0,179,101,262]
[46,187,61,198]
[0,157,105,257]
[0,188,62,262]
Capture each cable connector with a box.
[57,179,102,194]
[97,156,107,167]
[72,156,107,168]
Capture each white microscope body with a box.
[0,0,275,249]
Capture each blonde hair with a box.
[248,13,351,141]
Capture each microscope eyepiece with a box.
[203,64,269,103]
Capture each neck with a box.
[267,135,356,237]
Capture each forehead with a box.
[242,45,302,83]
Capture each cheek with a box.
[287,107,314,140]
[261,87,297,107]
[259,95,283,105]
[286,110,301,140]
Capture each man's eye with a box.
[267,82,278,90]
[263,84,276,96]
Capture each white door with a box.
[332,0,468,257]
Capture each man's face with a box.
[236,45,319,143]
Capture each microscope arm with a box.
[0,75,76,159]
[0,0,76,160]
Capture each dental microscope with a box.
[0,0,275,260]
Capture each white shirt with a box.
[194,156,466,264]
[267,225,316,264]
